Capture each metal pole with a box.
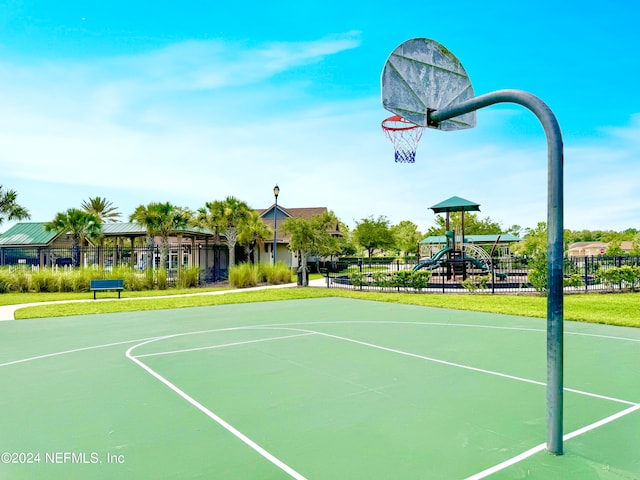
[430,89,564,455]
[273,185,279,265]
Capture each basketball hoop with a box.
[381,115,425,163]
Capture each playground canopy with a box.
[429,196,481,249]
[429,196,481,214]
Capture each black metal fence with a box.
[0,244,229,285]
[3,245,639,293]
[319,255,640,294]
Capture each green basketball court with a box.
[1,297,639,479]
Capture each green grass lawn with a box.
[0,286,231,305]
[6,286,640,328]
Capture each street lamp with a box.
[273,184,280,265]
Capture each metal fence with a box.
[0,244,229,285]
[3,245,639,293]
[319,255,640,294]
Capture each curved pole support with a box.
[430,89,564,455]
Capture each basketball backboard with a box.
[381,38,475,131]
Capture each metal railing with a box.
[319,255,640,294]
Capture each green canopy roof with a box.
[420,233,521,244]
[430,196,481,214]
[0,222,59,246]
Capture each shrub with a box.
[177,266,201,289]
[596,266,640,290]
[256,263,270,284]
[56,269,75,292]
[563,273,583,288]
[13,267,31,292]
[527,253,547,294]
[72,268,94,292]
[272,263,294,284]
[110,265,150,291]
[372,271,391,288]
[257,262,293,284]
[0,268,13,293]
[461,274,490,292]
[410,270,431,290]
[155,268,168,290]
[391,271,412,289]
[349,272,364,287]
[229,263,259,288]
[31,268,58,292]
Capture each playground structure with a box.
[413,196,507,283]
[413,230,506,281]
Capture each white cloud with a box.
[1,34,639,235]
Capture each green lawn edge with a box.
[9,288,640,329]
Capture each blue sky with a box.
[1,0,639,235]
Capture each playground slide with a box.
[412,246,453,272]
[465,256,490,273]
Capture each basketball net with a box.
[381,115,425,163]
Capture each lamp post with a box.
[273,184,279,265]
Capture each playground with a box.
[327,196,535,293]
[413,197,514,287]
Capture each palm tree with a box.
[81,196,122,267]
[199,196,251,269]
[44,208,102,267]
[0,185,31,227]
[237,211,272,264]
[130,202,192,270]
[195,206,223,281]
[81,196,121,223]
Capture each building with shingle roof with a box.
[256,205,340,267]
[566,241,635,257]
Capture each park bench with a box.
[90,279,124,300]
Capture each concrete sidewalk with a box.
[0,278,328,321]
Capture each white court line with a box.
[126,337,308,480]
[279,328,639,407]
[260,320,640,344]
[135,332,315,358]
[464,403,640,480]
[3,319,639,368]
[0,326,272,368]
[3,318,639,478]
[131,325,640,479]
[0,336,162,367]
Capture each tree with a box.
[353,215,395,257]
[335,220,357,256]
[505,224,524,237]
[195,207,223,281]
[424,212,502,237]
[510,222,547,257]
[605,239,625,256]
[81,196,121,223]
[0,185,30,227]
[130,202,192,270]
[44,208,102,266]
[391,220,421,256]
[81,196,122,266]
[199,196,251,269]
[237,210,272,264]
[631,233,640,255]
[281,212,339,285]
